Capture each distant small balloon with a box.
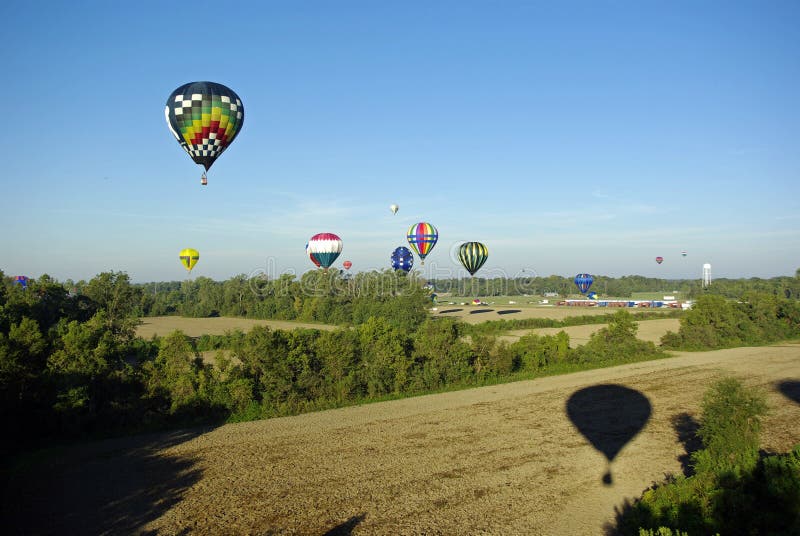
[574,273,593,294]
[179,248,200,272]
[390,204,399,215]
[655,256,664,265]
[343,260,352,271]
[391,246,414,272]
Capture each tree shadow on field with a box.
[438,308,463,314]
[671,412,702,477]
[323,512,367,535]
[566,384,652,485]
[1,428,210,535]
[497,309,521,315]
[777,380,800,405]
[470,308,494,314]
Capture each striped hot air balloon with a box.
[407,222,438,265]
[458,242,489,276]
[307,233,343,270]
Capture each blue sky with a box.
[1,1,798,283]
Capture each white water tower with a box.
[702,263,712,287]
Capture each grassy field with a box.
[8,343,799,534]
[136,316,337,338]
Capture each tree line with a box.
[48,268,800,323]
[2,269,799,459]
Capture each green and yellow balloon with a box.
[165,81,244,185]
[458,242,488,276]
[179,248,200,273]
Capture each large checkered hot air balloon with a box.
[458,242,489,276]
[307,233,343,270]
[407,222,438,265]
[165,81,244,186]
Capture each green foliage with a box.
[615,379,798,536]
[662,293,800,350]
[692,377,767,480]
[574,310,663,363]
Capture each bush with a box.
[614,378,798,536]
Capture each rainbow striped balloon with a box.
[406,222,438,265]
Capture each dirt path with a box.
[5,344,800,535]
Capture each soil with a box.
[5,343,799,535]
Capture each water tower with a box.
[702,263,712,287]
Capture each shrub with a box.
[692,377,767,480]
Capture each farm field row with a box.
[8,343,799,534]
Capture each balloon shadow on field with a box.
[671,412,702,477]
[777,380,800,405]
[566,384,652,485]
[1,428,209,535]
[323,512,367,535]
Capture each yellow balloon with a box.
[179,248,200,272]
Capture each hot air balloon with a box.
[179,248,200,273]
[13,275,28,289]
[306,243,321,268]
[391,246,414,272]
[681,251,687,257]
[390,204,399,215]
[343,260,352,271]
[407,222,438,265]
[307,233,342,270]
[655,256,664,265]
[574,273,594,294]
[165,81,244,186]
[458,242,489,276]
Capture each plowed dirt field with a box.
[5,344,799,535]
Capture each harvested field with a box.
[436,305,676,324]
[6,344,800,535]
[501,318,682,347]
[136,316,337,338]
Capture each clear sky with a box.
[1,1,798,283]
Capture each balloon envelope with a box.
[574,273,594,294]
[655,256,664,264]
[308,233,343,269]
[458,242,489,276]
[390,204,399,215]
[391,246,414,272]
[165,81,244,174]
[13,276,28,288]
[306,243,321,268]
[406,222,438,264]
[179,248,200,272]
